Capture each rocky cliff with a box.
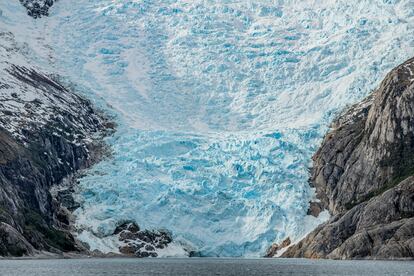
[282,58,414,259]
[0,21,112,256]
[0,64,111,256]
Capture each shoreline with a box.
[0,256,413,261]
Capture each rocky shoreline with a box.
[279,58,414,260]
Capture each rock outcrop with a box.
[0,0,115,257]
[0,65,110,256]
[19,0,56,18]
[282,57,414,259]
[0,1,116,256]
[115,222,173,258]
[265,237,291,257]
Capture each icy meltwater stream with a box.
[32,0,414,256]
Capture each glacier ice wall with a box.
[4,0,414,256]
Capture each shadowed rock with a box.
[0,64,111,256]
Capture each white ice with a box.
[1,0,414,257]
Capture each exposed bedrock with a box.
[0,64,111,257]
[282,57,414,259]
[19,0,56,18]
[114,222,173,258]
[0,0,115,257]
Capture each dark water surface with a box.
[0,258,413,276]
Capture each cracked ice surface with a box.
[10,0,414,256]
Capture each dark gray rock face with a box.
[0,64,110,256]
[115,222,173,258]
[0,222,35,256]
[19,0,56,18]
[282,57,414,259]
[0,3,114,257]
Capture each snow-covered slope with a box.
[2,0,414,257]
[0,1,110,257]
[0,2,104,147]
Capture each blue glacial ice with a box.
[9,0,414,256]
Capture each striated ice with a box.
[74,127,329,256]
[2,0,414,256]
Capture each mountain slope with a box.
[282,57,414,259]
[2,0,414,258]
[0,65,109,257]
[0,2,110,257]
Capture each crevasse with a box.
[7,0,414,256]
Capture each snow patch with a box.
[3,0,414,257]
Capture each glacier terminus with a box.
[1,0,414,257]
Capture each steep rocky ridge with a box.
[0,7,112,255]
[0,63,111,256]
[282,58,414,259]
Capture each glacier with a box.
[2,0,414,257]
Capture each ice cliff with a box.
[1,0,414,257]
